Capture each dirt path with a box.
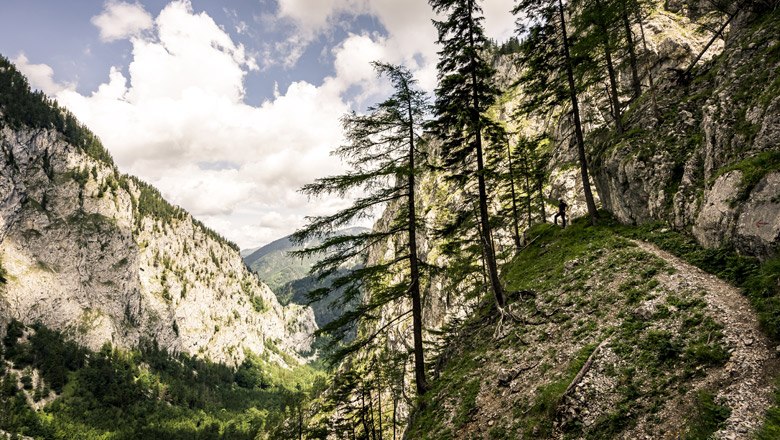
[632,240,778,439]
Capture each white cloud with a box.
[51,1,353,248]
[29,0,517,249]
[272,0,516,90]
[11,53,74,95]
[91,1,154,42]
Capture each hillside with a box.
[306,4,780,439]
[244,227,368,327]
[407,217,779,439]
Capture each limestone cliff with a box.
[0,125,316,367]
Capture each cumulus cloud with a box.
[272,0,515,90]
[91,1,154,42]
[12,53,74,95]
[53,0,349,248]
[30,0,517,249]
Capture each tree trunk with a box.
[392,394,398,440]
[377,384,383,440]
[361,390,370,439]
[406,87,428,396]
[368,387,377,440]
[622,1,642,99]
[520,149,533,226]
[633,0,660,120]
[595,0,624,133]
[538,178,546,221]
[506,141,522,248]
[558,0,599,224]
[466,0,506,308]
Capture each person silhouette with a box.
[553,199,568,228]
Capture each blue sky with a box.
[0,0,516,248]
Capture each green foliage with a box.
[757,376,780,439]
[0,55,114,165]
[0,322,324,439]
[250,293,267,313]
[293,62,430,371]
[0,256,7,284]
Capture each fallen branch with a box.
[562,336,612,398]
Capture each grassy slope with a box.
[406,215,778,439]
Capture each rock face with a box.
[590,10,780,258]
[0,127,316,366]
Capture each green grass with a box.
[757,376,780,439]
[683,390,731,440]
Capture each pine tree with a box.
[429,0,507,308]
[293,62,430,395]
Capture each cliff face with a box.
[0,126,316,366]
[589,11,780,259]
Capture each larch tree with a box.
[429,0,507,308]
[292,62,430,396]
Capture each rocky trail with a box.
[632,240,779,439]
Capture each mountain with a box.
[307,4,780,439]
[243,226,369,327]
[0,55,316,367]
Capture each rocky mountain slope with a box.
[331,4,780,439]
[0,58,316,367]
[407,220,778,439]
[590,10,780,259]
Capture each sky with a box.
[0,0,517,249]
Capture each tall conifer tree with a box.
[293,63,430,395]
[514,0,599,224]
[429,0,506,308]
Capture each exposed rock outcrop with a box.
[0,126,316,366]
[591,11,780,258]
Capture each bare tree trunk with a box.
[392,394,398,440]
[595,0,624,133]
[538,179,546,221]
[558,0,599,224]
[377,384,383,440]
[682,10,736,78]
[466,0,505,307]
[368,387,377,440]
[406,86,428,396]
[622,1,642,98]
[506,141,522,248]
[633,0,660,120]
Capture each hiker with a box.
[554,199,567,228]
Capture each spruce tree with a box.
[293,62,430,395]
[429,0,506,308]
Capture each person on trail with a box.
[554,199,567,228]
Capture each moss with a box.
[757,376,780,439]
[712,151,780,202]
[0,257,7,285]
